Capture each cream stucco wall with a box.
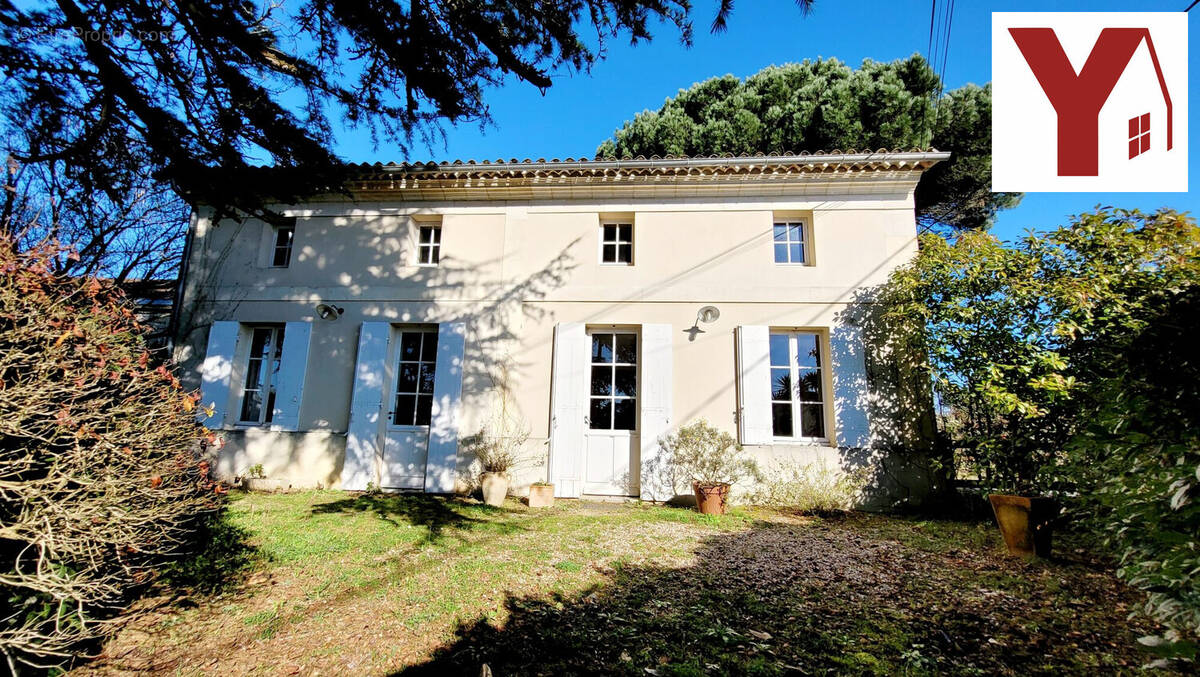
[176,181,936,505]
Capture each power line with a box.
[923,0,955,147]
[938,0,956,94]
[927,0,938,60]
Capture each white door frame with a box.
[582,327,640,496]
[379,325,438,490]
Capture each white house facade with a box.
[172,152,947,506]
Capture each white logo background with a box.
[992,12,1188,192]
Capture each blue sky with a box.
[332,0,1198,243]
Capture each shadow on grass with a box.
[161,505,258,596]
[395,517,1153,676]
[310,493,517,545]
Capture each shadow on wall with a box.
[176,213,582,487]
[175,213,580,408]
[834,286,947,511]
[212,429,347,489]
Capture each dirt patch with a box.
[75,497,1172,676]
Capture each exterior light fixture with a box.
[685,305,721,342]
[315,303,344,321]
[696,305,720,324]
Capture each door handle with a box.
[583,415,590,426]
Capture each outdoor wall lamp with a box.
[685,305,721,342]
[315,303,344,321]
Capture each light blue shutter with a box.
[639,324,673,501]
[271,321,311,431]
[199,321,240,429]
[830,324,871,448]
[737,325,773,445]
[549,323,587,498]
[341,322,390,491]
[424,322,467,494]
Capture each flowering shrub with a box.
[0,240,218,671]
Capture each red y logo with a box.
[1009,27,1174,176]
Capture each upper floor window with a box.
[239,325,285,425]
[391,329,438,426]
[600,222,633,265]
[271,220,295,267]
[769,331,826,440]
[1129,113,1150,159]
[773,221,809,264]
[418,225,442,265]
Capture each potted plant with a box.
[661,419,761,515]
[528,481,554,508]
[965,438,1061,558]
[460,402,530,507]
[460,430,518,506]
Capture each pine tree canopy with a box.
[0,0,721,221]
[596,56,1021,231]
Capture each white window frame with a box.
[388,328,439,429]
[586,329,639,431]
[769,330,829,443]
[772,220,811,265]
[599,221,634,266]
[417,224,442,266]
[270,219,295,268]
[237,325,286,426]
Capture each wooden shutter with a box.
[548,322,587,498]
[199,321,239,430]
[736,325,773,445]
[830,324,871,448]
[341,322,390,491]
[639,324,673,501]
[424,322,467,494]
[270,321,312,431]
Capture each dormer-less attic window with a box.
[271,219,295,267]
[1129,113,1151,159]
[417,224,441,265]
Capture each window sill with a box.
[770,437,831,446]
[599,262,634,266]
[387,424,431,432]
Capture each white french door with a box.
[380,327,437,489]
[583,330,639,496]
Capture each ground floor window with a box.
[239,325,285,424]
[392,329,438,426]
[588,331,637,430]
[769,331,826,440]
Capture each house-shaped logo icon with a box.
[992,13,1188,192]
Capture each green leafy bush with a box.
[660,420,760,489]
[879,208,1200,660]
[0,240,218,671]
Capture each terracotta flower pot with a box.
[527,484,554,508]
[988,494,1059,558]
[693,482,731,515]
[480,472,509,507]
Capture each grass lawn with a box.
[78,491,1172,676]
